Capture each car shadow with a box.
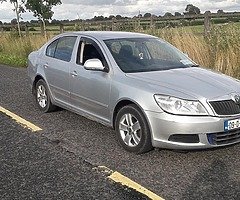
[167,142,240,154]
[179,159,240,199]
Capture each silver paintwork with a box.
[27,31,240,150]
[84,59,105,71]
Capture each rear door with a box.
[43,36,77,104]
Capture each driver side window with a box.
[77,38,107,67]
[82,43,102,64]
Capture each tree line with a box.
[0,1,231,37]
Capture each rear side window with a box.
[46,39,58,57]
[46,36,77,62]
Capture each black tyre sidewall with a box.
[115,105,153,154]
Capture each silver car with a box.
[27,31,240,154]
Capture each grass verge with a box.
[0,53,27,67]
[0,24,239,79]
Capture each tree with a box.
[11,18,18,25]
[51,19,60,24]
[116,15,122,20]
[143,13,151,18]
[25,0,61,38]
[164,12,173,17]
[93,15,104,21]
[109,15,115,20]
[30,19,39,24]
[0,0,25,37]
[185,4,201,15]
[217,9,224,15]
[175,12,182,17]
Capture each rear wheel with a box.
[115,104,153,154]
[35,79,56,113]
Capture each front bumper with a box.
[145,111,240,150]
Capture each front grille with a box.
[208,129,240,145]
[209,100,240,115]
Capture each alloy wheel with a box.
[37,85,48,108]
[119,113,142,147]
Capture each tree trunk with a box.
[41,18,47,39]
[13,1,21,37]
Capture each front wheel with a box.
[35,79,56,113]
[115,104,153,154]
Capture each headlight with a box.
[154,95,208,116]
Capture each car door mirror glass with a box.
[84,59,105,71]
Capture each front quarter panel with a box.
[109,74,165,124]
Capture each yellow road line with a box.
[109,171,164,200]
[0,106,42,132]
[0,106,163,199]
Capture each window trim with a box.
[45,38,59,58]
[46,36,77,62]
[76,37,109,72]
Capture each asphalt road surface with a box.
[0,65,240,200]
[0,112,148,199]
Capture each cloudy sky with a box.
[0,0,239,22]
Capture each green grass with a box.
[0,32,48,67]
[0,53,27,67]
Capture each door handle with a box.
[43,63,49,69]
[71,71,78,77]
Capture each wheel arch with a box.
[113,98,154,153]
[32,75,53,103]
[112,98,152,134]
[33,75,57,112]
[32,74,45,94]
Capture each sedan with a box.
[27,31,240,154]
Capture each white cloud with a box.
[0,0,239,22]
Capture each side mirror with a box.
[84,59,105,71]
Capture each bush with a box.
[29,27,37,31]
[189,20,204,26]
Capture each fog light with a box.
[168,134,200,143]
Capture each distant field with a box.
[147,23,240,79]
[0,23,239,79]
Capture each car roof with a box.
[60,31,157,40]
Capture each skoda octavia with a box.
[27,31,240,154]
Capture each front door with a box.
[70,37,111,123]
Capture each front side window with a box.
[104,38,195,73]
[82,42,103,64]
[77,38,108,68]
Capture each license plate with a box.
[224,118,240,131]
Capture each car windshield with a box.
[104,38,195,73]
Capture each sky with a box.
[0,0,239,22]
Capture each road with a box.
[0,65,240,200]
[0,112,148,199]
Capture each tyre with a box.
[115,104,153,154]
[35,79,56,113]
